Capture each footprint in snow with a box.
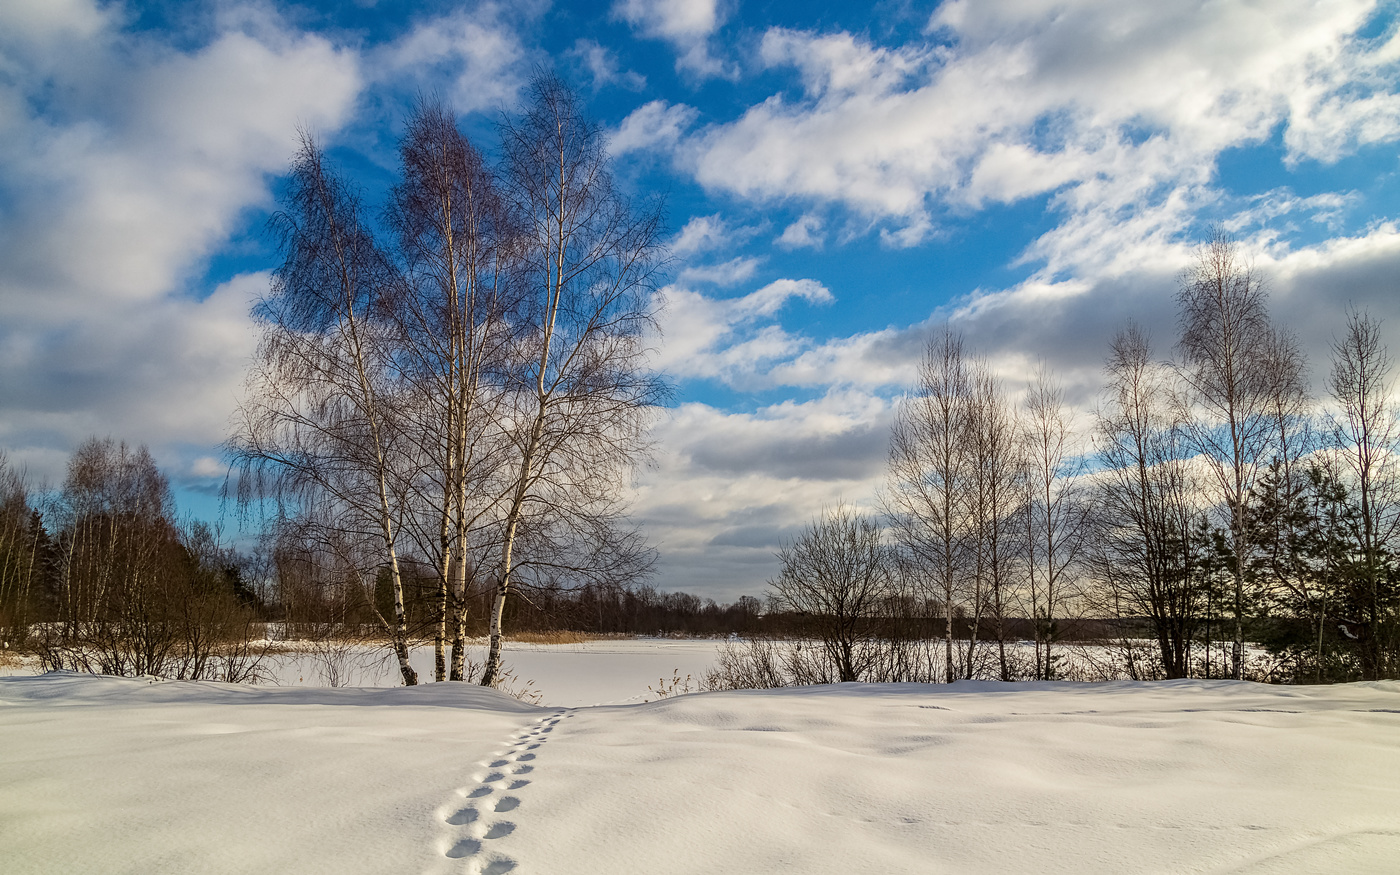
[435,708,570,872]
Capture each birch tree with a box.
[887,327,975,683]
[386,101,513,682]
[1021,365,1089,680]
[480,74,666,686]
[1327,310,1400,678]
[0,453,42,648]
[966,363,1022,681]
[1176,228,1305,678]
[230,135,419,685]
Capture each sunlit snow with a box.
[3,646,1398,874]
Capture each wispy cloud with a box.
[671,1,1397,262]
[610,100,700,156]
[568,38,646,91]
[611,0,735,79]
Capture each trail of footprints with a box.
[437,710,572,874]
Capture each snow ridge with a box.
[432,709,573,874]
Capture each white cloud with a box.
[611,0,734,79]
[677,256,760,286]
[634,391,891,597]
[610,100,700,156]
[678,1,1397,261]
[776,214,824,250]
[672,213,736,256]
[0,0,109,51]
[1224,189,1361,237]
[0,2,361,482]
[568,38,646,91]
[653,278,833,385]
[375,5,530,114]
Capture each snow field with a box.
[508,681,1400,874]
[2,665,1399,873]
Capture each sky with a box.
[2,0,1400,600]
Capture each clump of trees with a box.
[1084,235,1398,682]
[715,229,1399,688]
[0,439,267,680]
[229,73,665,687]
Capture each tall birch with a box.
[480,74,665,687]
[231,135,419,685]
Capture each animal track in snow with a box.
[484,822,516,840]
[445,839,482,859]
[433,710,571,873]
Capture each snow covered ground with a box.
[3,649,1399,874]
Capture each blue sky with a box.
[3,0,1400,598]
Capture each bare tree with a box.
[386,100,513,682]
[769,504,894,683]
[230,135,419,685]
[1021,365,1090,680]
[1327,309,1400,678]
[887,327,975,683]
[480,73,667,686]
[1176,228,1305,678]
[966,363,1022,681]
[1094,325,1203,679]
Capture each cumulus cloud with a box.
[0,2,360,482]
[374,3,532,114]
[672,213,748,256]
[612,0,734,79]
[776,214,824,250]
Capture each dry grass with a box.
[506,630,596,645]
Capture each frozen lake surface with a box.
[256,637,729,706]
